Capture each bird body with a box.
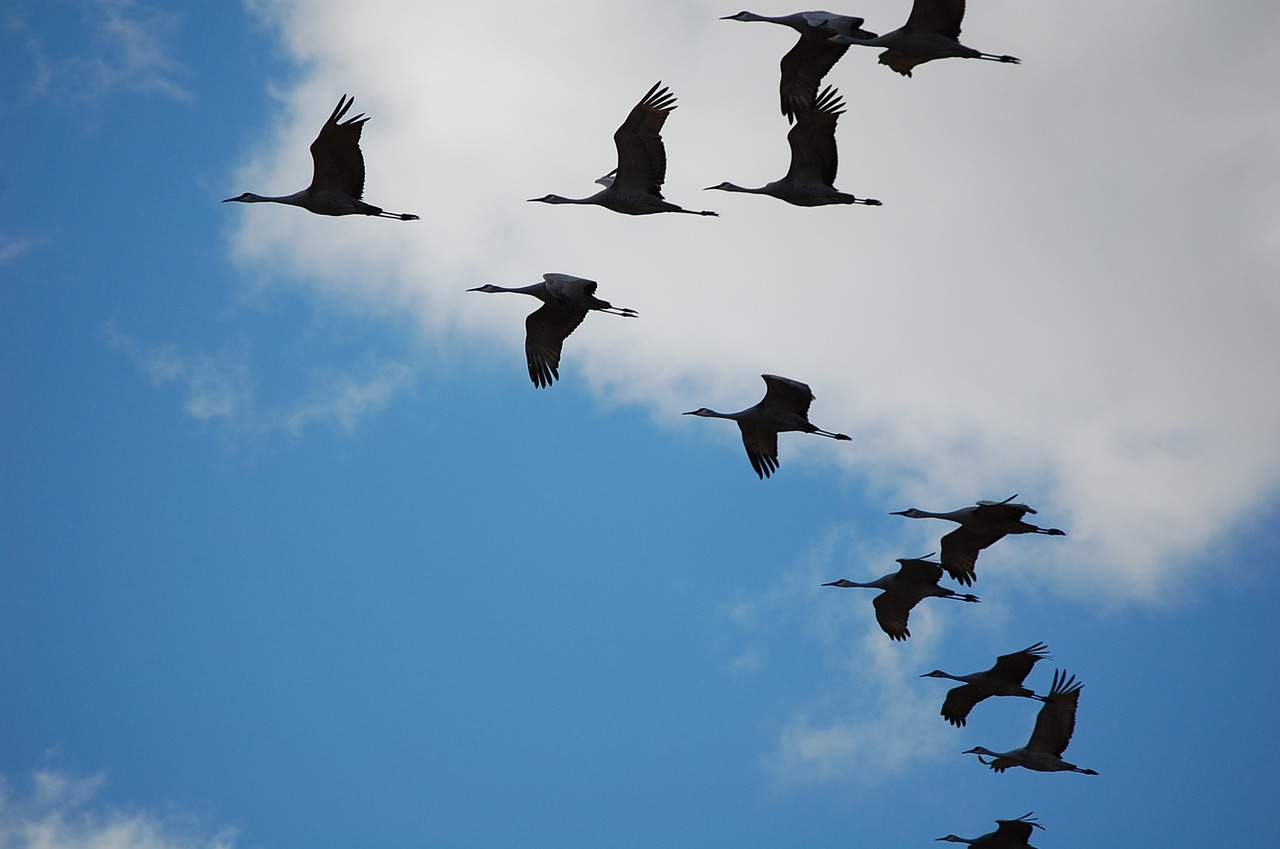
[892,495,1064,585]
[921,642,1050,727]
[223,95,418,220]
[823,557,979,641]
[468,273,637,388]
[964,669,1098,774]
[706,86,880,207]
[684,374,850,479]
[528,82,717,216]
[721,11,877,121]
[936,813,1044,848]
[828,0,1019,77]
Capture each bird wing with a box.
[973,499,1034,520]
[524,302,586,388]
[895,557,944,584]
[740,423,780,479]
[778,39,848,123]
[872,591,917,641]
[310,95,369,198]
[1027,669,1083,756]
[939,525,1002,586]
[989,642,1050,685]
[902,0,965,39]
[760,374,814,418]
[940,683,987,727]
[785,85,843,184]
[877,49,932,77]
[543,274,598,308]
[612,82,676,196]
[942,681,988,727]
[993,816,1042,844]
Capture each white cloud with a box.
[222,0,1280,600]
[0,236,38,266]
[0,768,236,849]
[13,0,191,103]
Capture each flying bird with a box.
[936,813,1044,848]
[705,86,881,207]
[964,669,1098,775]
[822,556,979,641]
[223,95,418,220]
[719,10,878,121]
[527,82,718,216]
[921,642,1051,727]
[891,495,1065,586]
[683,374,850,479]
[827,0,1019,77]
[468,273,637,388]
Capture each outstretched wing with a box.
[524,303,586,388]
[902,0,965,39]
[612,82,676,196]
[872,591,917,641]
[310,95,369,198]
[779,39,848,122]
[990,642,1051,686]
[939,525,1003,586]
[785,85,843,185]
[740,424,780,479]
[1028,669,1083,757]
[760,374,814,418]
[940,683,988,727]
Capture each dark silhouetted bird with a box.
[936,812,1044,848]
[921,642,1051,727]
[964,669,1098,774]
[828,0,1019,77]
[823,556,979,641]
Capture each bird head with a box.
[720,12,755,21]
[934,837,969,844]
[890,508,927,518]
[962,746,994,757]
[703,182,736,192]
[466,285,502,293]
[682,408,716,417]
[222,193,259,203]
[821,579,856,588]
[919,670,948,679]
[527,194,569,205]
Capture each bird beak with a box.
[465,286,484,291]
[221,197,235,202]
[888,510,908,516]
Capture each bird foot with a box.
[857,198,883,206]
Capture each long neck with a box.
[243,190,309,207]
[709,182,768,195]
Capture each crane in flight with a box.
[828,0,1019,78]
[891,495,1064,586]
[683,374,850,479]
[468,273,637,388]
[527,82,717,216]
[705,86,881,207]
[936,813,1044,848]
[719,10,877,121]
[921,642,1051,727]
[822,556,979,641]
[223,95,418,220]
[964,669,1099,775]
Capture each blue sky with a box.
[2,1,1279,847]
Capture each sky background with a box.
[2,0,1279,847]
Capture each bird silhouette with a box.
[705,86,881,207]
[921,642,1051,727]
[527,82,717,216]
[223,95,418,219]
[684,374,850,478]
[828,0,1019,77]
[936,813,1044,848]
[720,10,878,121]
[964,669,1098,774]
[891,494,1064,586]
[468,273,637,388]
[822,556,979,641]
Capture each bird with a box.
[936,813,1044,848]
[822,556,979,641]
[719,11,878,121]
[527,82,718,216]
[467,273,637,388]
[705,86,881,207]
[921,642,1051,727]
[891,494,1065,586]
[827,0,1020,78]
[683,374,850,479]
[223,95,418,220]
[964,669,1098,774]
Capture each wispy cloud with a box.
[0,767,236,849]
[0,236,39,266]
[12,0,192,104]
[106,325,414,439]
